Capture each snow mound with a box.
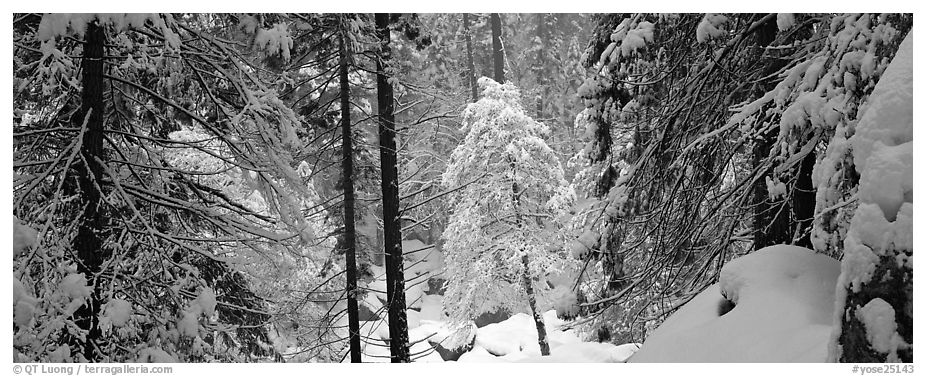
[631,245,840,362]
[474,311,578,356]
[516,342,641,363]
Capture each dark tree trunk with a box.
[71,19,107,362]
[793,150,816,248]
[375,13,410,363]
[339,29,362,363]
[463,13,478,102]
[490,13,505,83]
[752,134,792,249]
[751,15,791,250]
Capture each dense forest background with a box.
[11,13,912,363]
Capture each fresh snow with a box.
[351,238,639,362]
[856,299,904,354]
[14,278,38,327]
[102,298,133,328]
[13,215,38,256]
[630,245,840,362]
[515,342,641,363]
[458,310,636,362]
[828,30,913,362]
[776,13,795,31]
[696,14,727,43]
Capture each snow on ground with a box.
[456,310,637,362]
[630,245,840,362]
[515,342,642,363]
[362,240,441,313]
[472,310,580,357]
[349,240,639,362]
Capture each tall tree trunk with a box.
[751,15,791,250]
[534,13,546,119]
[490,13,505,83]
[71,19,107,362]
[463,13,478,102]
[793,150,816,248]
[375,13,410,363]
[339,28,362,363]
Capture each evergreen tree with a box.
[440,78,575,355]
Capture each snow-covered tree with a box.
[828,31,912,363]
[440,78,576,355]
[567,13,911,345]
[13,13,324,362]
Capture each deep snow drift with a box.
[630,245,841,362]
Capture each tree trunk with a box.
[339,27,362,363]
[375,13,410,363]
[751,16,791,250]
[752,134,792,249]
[490,13,505,83]
[463,13,478,102]
[510,173,549,356]
[534,13,546,119]
[792,150,816,248]
[521,254,550,356]
[71,19,107,362]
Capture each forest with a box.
[11,13,913,363]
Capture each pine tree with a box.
[441,78,575,355]
[337,16,363,362]
[375,13,411,363]
[490,14,505,83]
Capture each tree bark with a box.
[71,19,107,362]
[534,13,546,119]
[463,13,478,102]
[490,13,505,83]
[375,13,411,363]
[751,134,792,249]
[793,150,816,248]
[510,171,549,356]
[521,254,550,356]
[751,16,791,250]
[339,27,362,363]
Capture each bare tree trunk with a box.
[463,13,478,102]
[71,19,107,362]
[339,27,362,363]
[490,13,505,83]
[375,13,410,363]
